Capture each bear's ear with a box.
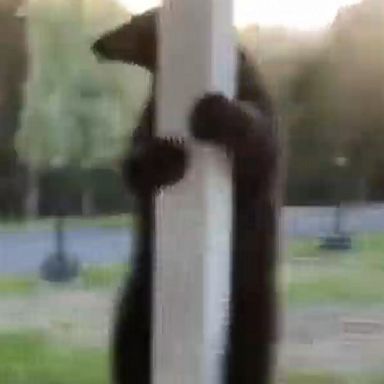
[91,7,159,70]
[92,21,139,64]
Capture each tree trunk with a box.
[81,186,94,216]
[358,175,368,202]
[25,167,39,218]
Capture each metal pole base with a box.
[319,233,352,251]
[40,253,81,282]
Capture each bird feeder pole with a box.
[153,0,235,383]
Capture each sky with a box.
[116,0,362,30]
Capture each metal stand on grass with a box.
[320,156,352,251]
[40,199,80,282]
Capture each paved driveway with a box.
[1,204,384,275]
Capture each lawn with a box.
[285,233,384,306]
[1,330,384,384]
[0,276,38,296]
[0,331,108,384]
[285,371,384,384]
[0,214,135,233]
[81,263,128,289]
[0,264,127,296]
[1,232,384,306]
[1,233,384,383]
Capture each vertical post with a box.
[55,212,65,261]
[154,1,235,384]
[334,202,342,234]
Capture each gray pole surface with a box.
[153,1,235,383]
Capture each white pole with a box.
[153,0,235,383]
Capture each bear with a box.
[92,7,280,384]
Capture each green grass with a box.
[288,270,384,305]
[287,238,323,260]
[1,231,384,307]
[81,264,128,289]
[0,276,38,296]
[0,264,128,296]
[0,331,108,384]
[3,332,384,384]
[0,214,135,233]
[286,371,346,384]
[285,371,384,384]
[286,233,384,306]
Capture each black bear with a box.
[92,7,280,384]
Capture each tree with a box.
[276,0,384,203]
[327,0,384,199]
[0,0,27,218]
[16,0,150,216]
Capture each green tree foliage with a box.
[289,0,384,202]
[241,0,384,204]
[328,0,384,191]
[11,0,384,210]
[16,0,150,171]
[0,0,26,145]
[0,0,27,218]
[14,0,150,216]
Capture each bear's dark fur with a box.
[92,7,280,384]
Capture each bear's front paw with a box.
[190,93,234,144]
[123,137,187,193]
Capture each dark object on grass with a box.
[40,205,81,282]
[320,233,352,251]
[320,201,352,251]
[40,251,80,282]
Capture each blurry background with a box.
[1,0,384,383]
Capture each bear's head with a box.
[92,7,158,72]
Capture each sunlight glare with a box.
[116,0,362,30]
